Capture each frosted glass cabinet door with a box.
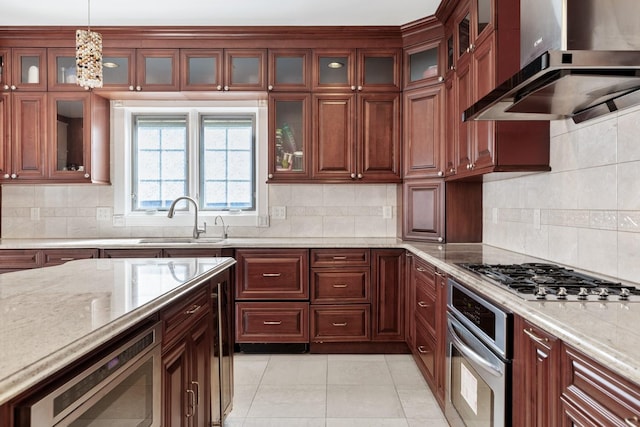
[223,49,267,91]
[136,49,179,91]
[180,49,222,90]
[268,49,311,91]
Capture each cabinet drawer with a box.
[561,344,640,425]
[310,304,370,342]
[414,281,437,334]
[311,268,370,303]
[414,318,437,381]
[42,249,99,266]
[236,249,309,300]
[236,302,309,343]
[0,249,41,270]
[310,248,370,267]
[162,287,210,345]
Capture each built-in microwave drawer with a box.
[311,268,370,303]
[236,249,309,300]
[310,304,370,342]
[236,302,309,343]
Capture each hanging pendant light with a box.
[76,0,103,89]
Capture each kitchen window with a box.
[112,100,268,228]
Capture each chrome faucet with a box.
[214,215,228,239]
[167,196,206,239]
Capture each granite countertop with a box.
[1,237,639,392]
[0,256,236,406]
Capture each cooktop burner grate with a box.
[457,262,640,301]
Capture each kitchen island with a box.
[0,256,235,425]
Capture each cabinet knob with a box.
[438,76,444,82]
[11,84,17,91]
[417,345,429,354]
[351,85,357,91]
[224,85,229,91]
[3,173,9,179]
[84,173,90,179]
[10,173,17,179]
[268,85,274,91]
[128,85,134,91]
[136,86,142,91]
[624,416,639,427]
[450,65,456,71]
[437,237,444,243]
[466,164,471,170]
[449,168,456,174]
[357,173,363,179]
[268,173,273,179]
[350,173,356,179]
[357,85,363,91]
[437,170,444,177]
[216,85,223,91]
[466,47,471,53]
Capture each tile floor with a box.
[225,353,450,427]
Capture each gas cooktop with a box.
[457,262,640,302]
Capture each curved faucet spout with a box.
[167,196,207,239]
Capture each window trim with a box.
[111,99,269,228]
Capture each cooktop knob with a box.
[535,286,547,299]
[598,288,610,300]
[556,287,568,299]
[619,288,630,300]
[577,287,589,300]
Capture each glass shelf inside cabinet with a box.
[409,47,439,83]
[274,100,304,173]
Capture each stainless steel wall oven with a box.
[445,278,512,427]
[15,322,162,427]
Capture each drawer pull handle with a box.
[332,322,348,327]
[185,304,201,315]
[263,321,282,325]
[417,301,429,308]
[332,256,348,260]
[332,284,348,288]
[523,328,549,344]
[626,417,640,427]
[186,389,195,417]
[60,257,75,261]
[191,381,200,405]
[262,273,281,277]
[417,345,429,354]
[416,267,426,272]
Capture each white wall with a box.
[483,105,640,283]
[0,183,398,239]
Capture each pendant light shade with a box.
[76,0,103,89]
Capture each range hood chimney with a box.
[464,0,640,123]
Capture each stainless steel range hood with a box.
[464,0,640,123]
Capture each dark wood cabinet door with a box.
[403,85,444,179]
[401,178,445,242]
[471,33,496,172]
[42,248,99,266]
[179,49,223,91]
[311,304,370,342]
[162,340,190,427]
[358,92,401,182]
[224,49,267,91]
[100,248,163,258]
[454,54,472,176]
[0,249,41,272]
[371,249,404,342]
[136,49,180,91]
[444,77,458,177]
[236,302,310,343]
[190,315,211,427]
[12,92,46,181]
[236,249,309,300]
[312,93,355,181]
[513,315,561,427]
[311,268,370,304]
[0,91,9,177]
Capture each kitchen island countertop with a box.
[0,256,235,406]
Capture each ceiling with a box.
[1,0,441,27]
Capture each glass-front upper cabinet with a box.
[3,48,47,91]
[48,48,87,91]
[358,49,400,92]
[313,49,399,92]
[180,49,222,91]
[268,94,310,181]
[313,50,354,91]
[48,92,91,181]
[458,12,471,58]
[268,49,311,91]
[223,49,267,91]
[98,49,135,91]
[456,0,494,60]
[404,42,441,89]
[476,0,494,42]
[447,34,455,73]
[137,49,180,91]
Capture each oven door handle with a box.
[447,319,504,378]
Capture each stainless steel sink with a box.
[137,237,224,244]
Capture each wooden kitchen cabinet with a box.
[268,49,311,92]
[41,248,99,266]
[403,40,443,90]
[236,302,310,343]
[267,93,311,182]
[400,178,445,242]
[310,249,372,343]
[100,248,164,258]
[512,315,562,427]
[560,343,640,426]
[437,0,550,180]
[371,249,405,342]
[311,91,401,183]
[0,249,41,273]
[0,48,47,92]
[161,286,212,427]
[312,48,401,92]
[406,254,446,403]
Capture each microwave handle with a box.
[447,319,503,378]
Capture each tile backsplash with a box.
[1,184,398,239]
[483,105,640,283]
